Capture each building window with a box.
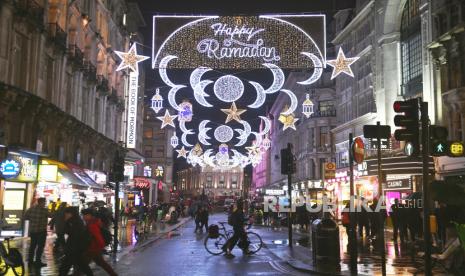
[218,175,225,189]
[144,166,152,177]
[231,175,238,189]
[319,126,329,148]
[401,0,422,97]
[144,128,153,139]
[144,145,153,157]
[206,175,213,188]
[318,100,335,116]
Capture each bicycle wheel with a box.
[246,232,263,254]
[11,263,24,276]
[204,234,227,255]
[0,257,7,275]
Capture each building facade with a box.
[177,165,243,200]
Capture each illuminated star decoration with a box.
[114,43,149,74]
[176,146,188,159]
[282,114,299,131]
[326,47,359,80]
[221,102,246,124]
[156,110,178,129]
[191,143,203,156]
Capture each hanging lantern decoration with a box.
[170,132,179,148]
[302,93,314,118]
[151,88,163,114]
[262,135,271,150]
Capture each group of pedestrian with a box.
[390,198,422,244]
[24,197,118,275]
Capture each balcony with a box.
[96,75,110,95]
[13,0,44,28]
[68,45,84,69]
[83,61,97,82]
[308,109,336,118]
[48,23,67,50]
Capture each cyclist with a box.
[222,199,250,257]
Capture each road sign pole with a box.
[348,133,358,274]
[421,102,432,276]
[376,122,386,276]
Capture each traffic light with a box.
[430,125,448,156]
[109,149,125,182]
[280,146,295,175]
[393,99,420,155]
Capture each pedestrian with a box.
[194,206,203,232]
[222,199,250,257]
[121,204,130,227]
[24,197,50,267]
[357,198,370,238]
[59,207,93,276]
[200,205,209,232]
[406,200,420,242]
[81,208,118,276]
[341,202,351,235]
[391,199,406,244]
[53,202,68,249]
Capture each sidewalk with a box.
[260,223,448,275]
[6,216,192,275]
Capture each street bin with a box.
[312,218,340,263]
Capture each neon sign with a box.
[0,160,21,178]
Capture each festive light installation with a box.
[219,143,229,154]
[170,133,179,148]
[221,102,246,124]
[297,52,323,85]
[258,116,271,136]
[235,121,252,147]
[302,94,314,118]
[179,120,195,148]
[159,55,179,87]
[262,63,285,94]
[192,143,204,156]
[214,125,234,143]
[262,135,271,150]
[248,81,266,108]
[190,67,213,107]
[157,110,177,129]
[115,43,149,74]
[280,89,298,116]
[213,75,244,102]
[326,47,359,79]
[178,101,193,122]
[282,114,299,131]
[151,89,163,114]
[198,120,212,146]
[176,146,188,158]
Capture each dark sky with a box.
[134,0,355,172]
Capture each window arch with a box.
[400,0,422,97]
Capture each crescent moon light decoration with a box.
[179,120,194,148]
[167,85,186,111]
[248,81,266,108]
[258,116,271,136]
[263,63,285,94]
[159,55,178,87]
[235,121,252,147]
[297,52,323,85]
[190,67,214,107]
[280,89,298,116]
[198,120,212,146]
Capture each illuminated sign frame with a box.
[0,159,21,179]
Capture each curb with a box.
[117,217,192,259]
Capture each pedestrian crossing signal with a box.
[430,125,448,157]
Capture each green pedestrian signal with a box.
[430,125,449,156]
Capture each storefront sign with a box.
[134,177,151,189]
[356,161,368,176]
[38,165,58,182]
[385,177,411,190]
[265,189,285,196]
[126,72,139,149]
[307,180,323,189]
[124,165,134,180]
[6,152,38,182]
[2,183,26,236]
[324,162,336,179]
[0,159,21,178]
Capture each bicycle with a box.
[0,237,24,276]
[204,221,263,255]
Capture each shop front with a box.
[0,150,39,237]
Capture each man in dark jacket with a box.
[222,199,249,257]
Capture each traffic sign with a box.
[363,124,391,139]
[351,137,365,164]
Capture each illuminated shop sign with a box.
[126,72,139,149]
[0,159,21,178]
[4,152,38,182]
[38,165,58,182]
[265,189,285,196]
[152,15,326,69]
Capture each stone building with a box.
[177,165,243,200]
[261,71,337,192]
[0,1,146,202]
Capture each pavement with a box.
[2,213,452,275]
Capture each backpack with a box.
[100,227,113,246]
[208,224,219,239]
[341,211,350,225]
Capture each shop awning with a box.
[66,163,102,190]
[40,159,88,189]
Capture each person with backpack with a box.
[81,208,118,276]
[59,207,93,276]
[222,199,250,257]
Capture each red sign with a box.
[133,177,151,189]
[352,137,365,164]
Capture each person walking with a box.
[357,198,370,238]
[222,199,249,257]
[24,197,49,267]
[82,208,118,276]
[53,202,68,249]
[200,205,209,232]
[391,199,406,244]
[194,206,203,233]
[59,207,93,276]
